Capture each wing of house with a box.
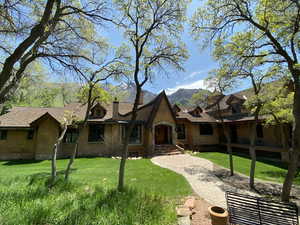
[0,88,290,161]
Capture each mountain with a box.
[123,84,156,104]
[125,87,210,107]
[168,88,204,107]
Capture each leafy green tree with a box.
[37,88,60,107]
[189,89,211,108]
[50,110,78,187]
[0,0,111,104]
[113,0,189,191]
[77,84,112,106]
[206,71,236,176]
[208,34,285,188]
[191,0,300,201]
[105,84,130,103]
[260,80,294,159]
[64,45,129,181]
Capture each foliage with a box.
[113,0,190,190]
[189,89,211,108]
[77,84,112,105]
[259,82,294,125]
[0,0,111,103]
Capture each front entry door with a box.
[155,125,172,145]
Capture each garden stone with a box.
[177,216,191,225]
[176,207,191,217]
[184,197,195,209]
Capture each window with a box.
[231,104,241,114]
[64,129,79,143]
[199,124,213,135]
[0,130,7,140]
[176,124,186,139]
[88,124,105,142]
[122,124,142,144]
[27,130,34,140]
[256,124,264,138]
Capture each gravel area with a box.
[151,154,300,209]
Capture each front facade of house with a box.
[0,90,289,161]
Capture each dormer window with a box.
[231,104,241,114]
[172,105,181,115]
[90,104,106,119]
[189,107,202,117]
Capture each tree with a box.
[114,0,189,191]
[37,88,60,107]
[206,70,236,176]
[260,79,294,161]
[208,34,284,188]
[50,110,78,187]
[64,47,129,181]
[0,0,110,104]
[191,0,300,201]
[189,89,211,108]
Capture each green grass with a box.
[194,152,300,185]
[0,158,192,225]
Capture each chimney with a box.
[113,98,119,119]
[138,91,144,105]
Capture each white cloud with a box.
[183,69,211,81]
[165,79,213,95]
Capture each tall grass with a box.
[0,175,176,225]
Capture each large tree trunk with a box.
[64,143,78,181]
[249,120,258,189]
[50,124,67,187]
[224,126,234,176]
[64,87,93,181]
[279,123,290,163]
[281,76,300,202]
[0,0,57,103]
[217,101,234,176]
[118,87,141,191]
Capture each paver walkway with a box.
[151,154,257,208]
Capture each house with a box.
[0,90,290,161]
[204,90,291,162]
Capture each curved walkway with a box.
[151,154,256,208]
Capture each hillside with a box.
[168,88,207,107]
[7,78,207,109]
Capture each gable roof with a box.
[205,93,247,112]
[120,91,177,127]
[174,105,216,123]
[0,106,66,128]
[146,91,177,127]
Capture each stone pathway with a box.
[151,154,300,209]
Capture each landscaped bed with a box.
[0,158,192,225]
[194,151,300,186]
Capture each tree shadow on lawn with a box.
[230,150,288,169]
[0,174,175,225]
[2,160,43,165]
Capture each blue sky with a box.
[100,0,218,95]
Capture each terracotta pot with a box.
[208,206,228,225]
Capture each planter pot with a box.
[208,206,228,225]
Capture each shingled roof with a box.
[0,91,177,128]
[174,105,216,123]
[1,89,250,128]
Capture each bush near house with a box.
[0,158,192,225]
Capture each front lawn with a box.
[194,152,300,185]
[0,158,192,225]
